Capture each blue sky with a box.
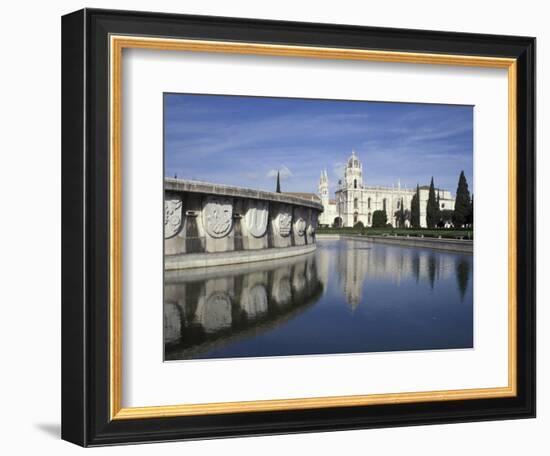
[164,93,473,197]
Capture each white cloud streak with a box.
[266,165,293,179]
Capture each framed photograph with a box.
[61,8,535,446]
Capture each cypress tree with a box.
[410,184,421,228]
[410,193,417,227]
[436,190,443,227]
[452,171,472,228]
[426,177,438,228]
[276,170,281,193]
[397,197,405,228]
[372,210,387,228]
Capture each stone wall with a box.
[164,179,323,267]
[317,233,473,254]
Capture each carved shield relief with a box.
[294,217,307,236]
[245,201,269,237]
[276,210,292,237]
[164,195,183,239]
[202,196,233,238]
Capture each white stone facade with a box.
[318,151,455,228]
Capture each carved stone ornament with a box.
[295,217,307,236]
[203,196,233,238]
[277,211,292,237]
[307,217,317,236]
[245,201,269,237]
[164,196,183,239]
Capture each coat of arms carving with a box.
[245,202,269,237]
[164,196,183,239]
[203,196,233,238]
[295,217,307,236]
[277,211,292,237]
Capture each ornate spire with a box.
[348,150,360,168]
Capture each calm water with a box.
[164,239,473,360]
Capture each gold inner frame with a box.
[109,35,517,420]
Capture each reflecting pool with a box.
[164,239,473,360]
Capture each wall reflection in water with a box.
[165,239,473,360]
[164,253,323,360]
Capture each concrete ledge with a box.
[166,178,323,211]
[165,250,316,283]
[315,234,342,240]
[317,233,473,253]
[165,244,317,270]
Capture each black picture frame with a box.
[62,8,536,447]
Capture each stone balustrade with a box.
[164,179,323,269]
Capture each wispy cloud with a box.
[164,94,473,195]
[266,165,293,179]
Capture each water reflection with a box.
[319,241,470,310]
[164,239,473,360]
[456,257,471,300]
[164,253,323,360]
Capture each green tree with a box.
[372,210,387,228]
[403,209,411,226]
[410,184,421,228]
[426,177,439,228]
[438,209,454,228]
[437,190,442,225]
[453,171,472,228]
[354,221,364,230]
[275,170,281,193]
[394,197,406,228]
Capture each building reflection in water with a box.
[164,253,323,360]
[164,239,473,360]
[318,240,470,311]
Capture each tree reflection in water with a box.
[456,257,471,301]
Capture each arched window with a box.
[353,212,358,224]
[353,198,358,209]
[397,200,400,209]
[367,197,371,209]
[383,198,387,211]
[354,179,357,189]
[368,212,371,224]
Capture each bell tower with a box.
[318,170,329,206]
[345,150,363,189]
